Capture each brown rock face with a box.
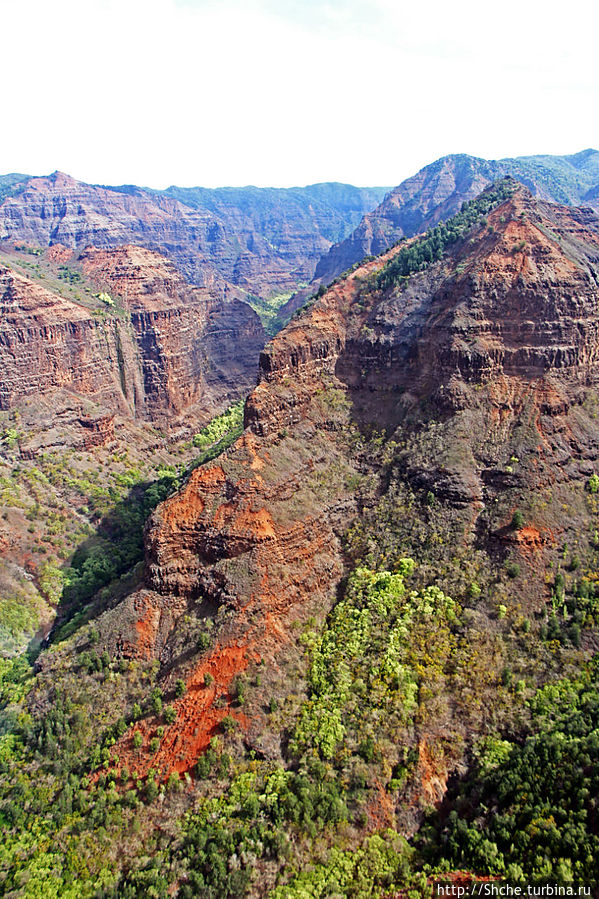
[335,196,599,414]
[103,185,599,782]
[0,173,386,298]
[0,264,131,413]
[0,245,264,434]
[79,246,265,421]
[0,173,224,292]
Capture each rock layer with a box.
[0,173,386,298]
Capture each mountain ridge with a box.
[4,177,599,893]
[311,149,599,288]
[94,181,599,794]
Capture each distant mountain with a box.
[312,149,599,285]
[0,173,28,204]
[0,172,386,300]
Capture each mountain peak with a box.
[313,152,599,285]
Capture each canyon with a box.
[0,173,386,299]
[89,182,599,804]
[0,244,264,450]
[3,161,599,894]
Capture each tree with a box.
[164,706,177,724]
[511,510,524,529]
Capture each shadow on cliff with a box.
[46,473,180,646]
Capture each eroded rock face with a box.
[0,173,226,292]
[0,173,386,298]
[104,187,599,784]
[0,264,132,414]
[79,246,265,421]
[0,245,264,434]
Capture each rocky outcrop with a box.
[0,172,386,298]
[312,149,599,286]
[0,264,132,414]
[79,245,265,421]
[0,246,265,437]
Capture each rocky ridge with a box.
[311,149,599,287]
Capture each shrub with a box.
[221,715,238,734]
[505,562,520,579]
[151,689,163,716]
[197,632,211,651]
[511,510,524,529]
[163,706,177,724]
[232,675,247,706]
[166,772,181,793]
[145,779,159,801]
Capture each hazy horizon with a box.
[2,147,598,194]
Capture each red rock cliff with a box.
[0,245,264,429]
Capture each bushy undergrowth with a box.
[423,658,599,883]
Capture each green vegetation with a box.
[188,399,245,470]
[0,645,159,897]
[511,510,525,529]
[293,562,458,760]
[59,469,178,614]
[271,831,421,899]
[0,397,249,652]
[246,288,308,336]
[0,173,28,204]
[57,264,82,284]
[376,178,515,291]
[424,658,599,882]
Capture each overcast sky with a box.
[3,0,598,189]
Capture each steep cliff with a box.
[6,180,599,895]
[0,172,386,299]
[0,244,264,443]
[93,183,599,804]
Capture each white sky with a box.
[3,0,598,189]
